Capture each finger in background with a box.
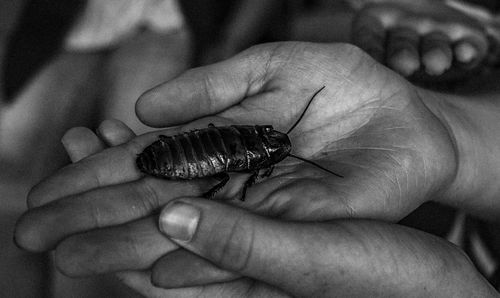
[61,127,105,163]
[351,13,386,62]
[421,31,453,75]
[454,35,488,68]
[386,26,420,76]
[96,119,137,147]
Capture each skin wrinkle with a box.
[135,178,162,214]
[387,154,410,205]
[255,43,283,92]
[295,104,380,157]
[201,71,224,117]
[89,199,104,229]
[416,89,460,202]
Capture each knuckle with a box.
[210,216,255,273]
[133,178,161,212]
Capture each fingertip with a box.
[386,27,420,76]
[135,87,162,127]
[422,48,452,76]
[61,127,104,162]
[388,49,420,76]
[455,41,478,64]
[14,212,49,253]
[97,119,136,146]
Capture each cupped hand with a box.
[15,42,458,289]
[29,119,498,297]
[135,42,456,221]
[352,0,496,81]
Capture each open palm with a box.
[136,42,456,221]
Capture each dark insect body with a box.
[136,86,342,200]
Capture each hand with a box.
[26,122,498,297]
[33,119,498,297]
[351,0,495,81]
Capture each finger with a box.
[454,41,478,64]
[386,27,420,76]
[118,271,284,298]
[53,217,240,289]
[96,119,137,146]
[27,128,173,208]
[15,177,210,252]
[135,44,275,127]
[151,249,239,288]
[54,217,177,276]
[351,12,386,62]
[27,117,229,209]
[421,31,453,76]
[61,127,105,162]
[454,37,487,68]
[116,271,206,298]
[157,198,492,297]
[444,23,488,66]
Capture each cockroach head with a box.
[259,125,291,163]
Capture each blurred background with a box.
[1,0,499,297]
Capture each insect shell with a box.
[136,86,340,199]
[136,124,290,180]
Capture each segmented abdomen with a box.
[136,126,269,179]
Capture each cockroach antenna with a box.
[285,86,344,178]
[286,86,326,135]
[288,153,344,178]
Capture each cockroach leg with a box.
[239,171,260,201]
[203,173,230,199]
[260,166,274,179]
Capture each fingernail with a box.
[159,202,200,242]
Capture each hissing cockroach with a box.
[136,86,343,200]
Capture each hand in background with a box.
[351,0,496,81]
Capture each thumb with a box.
[157,197,329,296]
[135,44,276,128]
[156,198,496,297]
